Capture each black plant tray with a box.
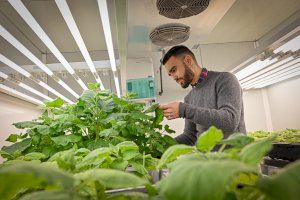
[268,143,300,161]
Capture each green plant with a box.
[1,83,176,162]
[248,129,300,143]
[156,127,300,200]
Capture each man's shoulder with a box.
[209,71,236,80]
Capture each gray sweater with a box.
[176,71,246,146]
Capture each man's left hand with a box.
[159,102,180,120]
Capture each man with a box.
[159,45,246,145]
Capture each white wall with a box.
[243,89,268,131]
[0,92,41,162]
[266,77,300,130]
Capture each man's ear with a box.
[184,55,193,66]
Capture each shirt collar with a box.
[191,68,208,88]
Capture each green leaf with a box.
[220,133,254,148]
[48,149,75,171]
[164,125,175,134]
[158,160,256,200]
[0,162,74,189]
[257,161,300,200]
[153,107,164,126]
[99,129,119,137]
[0,173,44,200]
[110,159,129,170]
[76,147,112,170]
[5,134,20,143]
[23,152,46,161]
[196,126,223,152]
[19,190,84,200]
[239,138,273,165]
[144,103,159,113]
[106,192,149,200]
[1,138,31,155]
[33,125,51,135]
[45,98,64,108]
[87,83,100,90]
[157,144,195,169]
[75,169,147,189]
[51,135,82,146]
[13,121,39,129]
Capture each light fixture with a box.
[240,56,294,84]
[235,58,278,81]
[244,62,300,89]
[0,54,73,104]
[253,67,300,88]
[55,0,104,89]
[0,25,79,98]
[274,35,300,53]
[0,54,31,78]
[241,57,300,88]
[8,0,88,91]
[97,0,121,96]
[0,84,43,105]
[0,70,52,101]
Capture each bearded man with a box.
[159,45,246,145]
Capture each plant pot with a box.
[268,143,300,161]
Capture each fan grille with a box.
[157,0,210,19]
[149,23,190,46]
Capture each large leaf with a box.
[157,144,195,169]
[158,160,256,200]
[45,98,64,108]
[1,138,31,155]
[76,147,112,170]
[13,121,39,129]
[239,138,273,165]
[220,133,254,148]
[51,135,82,146]
[23,152,46,161]
[153,107,164,126]
[0,173,44,200]
[257,161,300,200]
[0,162,75,199]
[75,169,147,189]
[196,126,223,152]
[19,190,84,200]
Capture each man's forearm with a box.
[179,102,240,133]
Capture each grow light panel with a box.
[274,35,300,53]
[0,54,73,104]
[253,66,300,88]
[97,0,121,96]
[0,25,79,98]
[235,58,278,81]
[241,57,300,88]
[0,84,43,105]
[8,0,88,91]
[55,0,104,90]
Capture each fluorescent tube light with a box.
[0,53,31,77]
[55,0,104,88]
[235,58,278,81]
[0,25,79,98]
[254,67,300,88]
[8,0,88,91]
[241,57,300,87]
[0,54,73,104]
[274,35,300,53]
[0,84,43,105]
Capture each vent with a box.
[149,23,190,46]
[156,0,210,19]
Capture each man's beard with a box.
[180,63,194,88]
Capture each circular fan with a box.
[156,0,210,19]
[149,23,190,46]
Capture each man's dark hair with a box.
[162,45,197,65]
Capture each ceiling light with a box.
[274,35,300,53]
[0,84,43,105]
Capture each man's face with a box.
[164,55,194,88]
